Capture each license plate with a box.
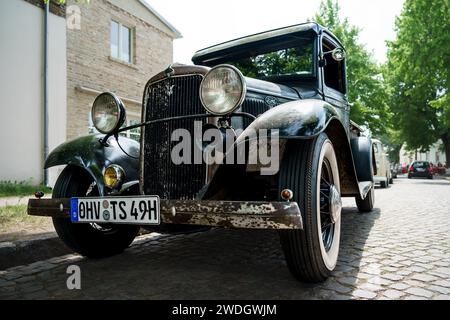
[416,168,425,172]
[70,196,160,225]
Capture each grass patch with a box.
[0,205,51,237]
[0,180,52,197]
[0,205,30,226]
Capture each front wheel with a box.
[278,133,342,283]
[52,166,140,258]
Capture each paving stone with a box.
[381,273,404,281]
[434,268,450,276]
[405,287,434,298]
[336,276,358,287]
[383,289,405,299]
[321,280,352,294]
[433,280,450,287]
[411,274,438,282]
[390,283,410,291]
[359,282,383,292]
[432,295,450,300]
[426,285,450,295]
[405,279,427,288]
[352,289,377,299]
[402,295,424,300]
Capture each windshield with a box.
[220,38,315,79]
[200,35,315,79]
[413,162,429,169]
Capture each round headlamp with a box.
[103,164,125,189]
[200,65,246,115]
[91,92,126,134]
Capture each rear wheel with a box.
[52,166,140,258]
[278,133,342,283]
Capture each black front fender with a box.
[45,134,139,196]
[236,99,340,142]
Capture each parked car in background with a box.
[408,161,433,179]
[372,139,391,188]
[390,164,397,183]
[400,164,409,174]
[432,162,447,175]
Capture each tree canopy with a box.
[385,0,450,162]
[314,0,391,137]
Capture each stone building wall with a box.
[66,0,175,139]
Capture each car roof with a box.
[192,22,344,63]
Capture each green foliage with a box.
[314,0,391,137]
[0,181,52,198]
[232,43,314,78]
[43,0,66,4]
[385,0,450,159]
[0,205,49,236]
[0,205,29,226]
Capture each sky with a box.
[147,0,405,65]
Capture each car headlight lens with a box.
[91,92,126,134]
[200,65,246,115]
[103,164,125,189]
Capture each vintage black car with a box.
[28,22,376,283]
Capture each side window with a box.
[322,39,346,94]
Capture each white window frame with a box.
[119,119,141,142]
[111,20,134,64]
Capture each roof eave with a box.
[138,0,182,39]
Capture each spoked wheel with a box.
[279,133,342,282]
[52,166,140,258]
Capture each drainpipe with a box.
[43,2,49,186]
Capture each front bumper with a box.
[27,198,303,230]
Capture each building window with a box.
[111,21,133,63]
[119,119,141,142]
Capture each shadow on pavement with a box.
[36,205,381,299]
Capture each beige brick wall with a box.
[67,0,174,139]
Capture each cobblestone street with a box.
[1,176,449,300]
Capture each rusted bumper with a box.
[27,198,303,230]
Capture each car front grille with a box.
[141,75,207,199]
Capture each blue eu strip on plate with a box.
[71,198,79,222]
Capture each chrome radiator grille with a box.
[141,75,207,199]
